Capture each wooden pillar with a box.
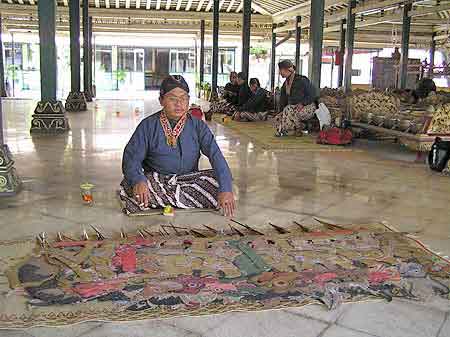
[270,24,276,93]
[82,0,92,101]
[211,0,219,98]
[0,17,6,97]
[241,0,251,80]
[344,0,356,93]
[30,0,69,133]
[65,0,87,111]
[337,19,346,88]
[399,3,411,89]
[199,19,205,87]
[308,0,324,93]
[295,16,301,74]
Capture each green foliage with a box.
[250,46,269,59]
[7,65,20,81]
[113,69,127,83]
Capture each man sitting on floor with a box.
[120,75,235,217]
[205,72,240,120]
[233,78,269,122]
[223,71,240,105]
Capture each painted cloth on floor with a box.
[119,169,219,214]
[1,222,449,328]
[273,103,317,133]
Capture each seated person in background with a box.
[236,72,251,108]
[205,72,241,120]
[233,78,269,122]
[412,78,437,104]
[273,60,318,137]
[223,71,240,105]
[120,75,235,217]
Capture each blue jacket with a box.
[122,111,233,193]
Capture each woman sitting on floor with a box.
[120,75,235,217]
[233,78,269,122]
[273,60,318,137]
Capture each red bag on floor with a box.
[317,127,353,145]
[189,107,204,120]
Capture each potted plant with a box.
[113,69,127,90]
[202,82,211,100]
[250,46,269,61]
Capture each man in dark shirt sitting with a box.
[223,71,240,105]
[233,78,268,122]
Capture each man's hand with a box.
[218,192,236,217]
[295,103,304,113]
[132,181,150,208]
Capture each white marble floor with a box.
[0,97,449,337]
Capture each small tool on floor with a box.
[163,205,175,217]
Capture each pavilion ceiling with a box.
[0,0,449,48]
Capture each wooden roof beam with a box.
[205,0,213,11]
[0,3,271,22]
[236,0,242,13]
[136,0,141,8]
[146,0,151,9]
[165,0,171,9]
[251,2,271,16]
[273,0,345,23]
[196,0,205,11]
[180,0,187,10]
[226,0,235,12]
[105,0,110,8]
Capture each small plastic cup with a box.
[80,183,95,205]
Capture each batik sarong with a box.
[119,170,219,214]
[233,111,267,122]
[208,100,237,116]
[273,103,316,133]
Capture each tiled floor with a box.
[0,97,449,337]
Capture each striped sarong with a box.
[119,170,219,214]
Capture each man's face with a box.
[230,73,238,84]
[250,83,258,93]
[160,87,190,119]
[279,68,291,78]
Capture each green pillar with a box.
[344,0,356,93]
[30,0,69,134]
[88,16,94,98]
[0,17,7,97]
[295,16,301,74]
[66,0,87,111]
[308,0,324,93]
[270,24,276,93]
[211,0,219,98]
[399,3,411,89]
[241,0,251,80]
[82,0,92,101]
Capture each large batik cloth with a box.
[208,100,237,116]
[119,170,219,214]
[1,223,449,327]
[274,103,317,133]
